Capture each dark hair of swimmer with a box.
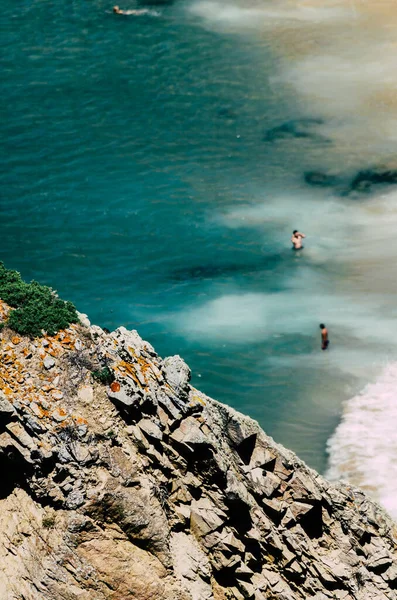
[319,323,325,329]
[293,230,298,234]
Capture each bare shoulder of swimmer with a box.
[122,8,146,14]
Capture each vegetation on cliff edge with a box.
[0,262,78,337]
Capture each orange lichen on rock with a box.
[35,404,50,419]
[191,395,206,406]
[115,360,143,388]
[110,381,121,393]
[136,356,152,383]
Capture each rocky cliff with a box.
[0,300,396,600]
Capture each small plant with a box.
[58,422,80,443]
[92,366,115,386]
[42,515,56,529]
[150,482,170,511]
[106,429,116,439]
[0,262,78,338]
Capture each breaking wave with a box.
[326,363,397,521]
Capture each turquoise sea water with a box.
[3,0,397,478]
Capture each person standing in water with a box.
[291,229,305,250]
[320,323,329,350]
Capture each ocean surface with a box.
[2,0,397,518]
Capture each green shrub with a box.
[42,515,56,529]
[0,262,78,338]
[92,367,115,386]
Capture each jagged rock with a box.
[162,355,191,397]
[0,394,16,422]
[190,498,226,538]
[249,445,276,470]
[237,579,255,598]
[43,355,55,370]
[0,431,35,464]
[69,442,91,464]
[319,550,354,580]
[225,471,253,509]
[158,393,183,419]
[174,503,191,523]
[77,385,94,404]
[235,561,254,578]
[65,488,86,509]
[366,551,393,571]
[108,384,141,408]
[212,548,241,572]
[250,468,281,497]
[281,500,314,527]
[138,418,163,441]
[288,472,322,502]
[112,326,157,357]
[0,312,395,600]
[77,311,91,328]
[226,415,257,448]
[170,532,212,599]
[222,531,245,554]
[23,414,46,434]
[383,563,397,583]
[6,422,37,451]
[170,416,211,450]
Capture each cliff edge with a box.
[0,301,395,600]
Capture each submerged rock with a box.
[264,118,326,142]
[304,170,337,187]
[350,167,397,193]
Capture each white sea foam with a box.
[188,1,348,30]
[326,363,397,520]
[172,280,397,351]
[173,292,268,342]
[217,187,397,272]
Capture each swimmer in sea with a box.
[320,323,329,351]
[113,5,155,15]
[291,229,305,250]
